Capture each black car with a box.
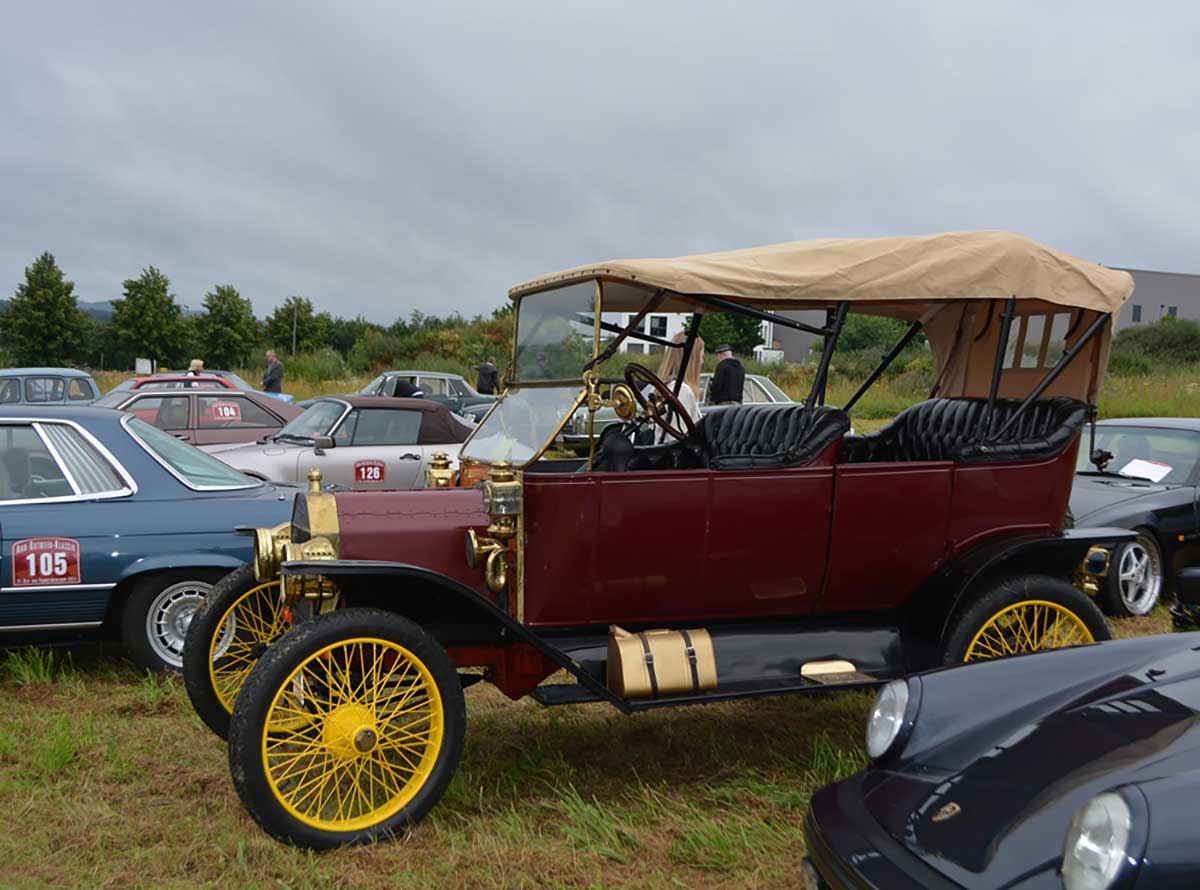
[804,612,1200,889]
[1070,417,1200,617]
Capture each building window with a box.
[1169,306,1178,318]
[626,342,643,355]
[1132,305,1141,323]
[649,316,667,338]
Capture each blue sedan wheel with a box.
[121,570,223,672]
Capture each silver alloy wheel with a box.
[145,580,215,669]
[1117,536,1163,616]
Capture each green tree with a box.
[698,312,762,355]
[1,252,89,365]
[194,285,260,368]
[265,296,327,355]
[109,266,187,369]
[833,315,919,353]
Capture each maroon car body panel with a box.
[336,488,493,598]
[323,434,1080,631]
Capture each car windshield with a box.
[276,401,344,442]
[125,418,260,489]
[461,386,581,465]
[93,391,128,409]
[222,372,254,391]
[756,376,791,402]
[1076,426,1200,483]
[360,375,385,395]
[514,283,598,381]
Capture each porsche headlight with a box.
[1061,792,1132,890]
[865,679,911,760]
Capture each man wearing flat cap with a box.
[707,344,745,405]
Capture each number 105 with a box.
[27,552,69,577]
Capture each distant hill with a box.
[0,298,200,323]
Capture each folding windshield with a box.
[513,282,599,382]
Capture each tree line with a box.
[0,252,519,375]
[0,252,765,377]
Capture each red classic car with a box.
[184,231,1135,849]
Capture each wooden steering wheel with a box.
[623,363,696,442]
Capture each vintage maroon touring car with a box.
[183,231,1135,849]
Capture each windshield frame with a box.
[509,280,603,388]
[275,399,351,443]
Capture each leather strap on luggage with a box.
[637,632,659,696]
[680,630,700,692]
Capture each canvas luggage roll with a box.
[606,625,717,698]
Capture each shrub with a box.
[1112,317,1200,365]
[1107,347,1153,377]
[282,348,347,382]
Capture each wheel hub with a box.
[323,704,376,759]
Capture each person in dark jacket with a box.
[392,380,424,398]
[706,344,745,405]
[475,356,500,394]
[261,350,284,393]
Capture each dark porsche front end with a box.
[804,634,1200,889]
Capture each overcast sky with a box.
[2,2,1197,323]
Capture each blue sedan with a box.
[0,405,294,671]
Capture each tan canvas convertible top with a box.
[509,230,1132,314]
[510,231,1133,402]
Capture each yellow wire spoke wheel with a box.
[262,637,444,832]
[964,599,1095,663]
[229,609,465,849]
[183,563,288,740]
[209,580,288,714]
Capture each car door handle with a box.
[398,453,420,461]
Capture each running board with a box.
[624,673,884,711]
[530,671,885,709]
[531,684,606,706]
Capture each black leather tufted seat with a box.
[593,403,850,472]
[841,397,1088,464]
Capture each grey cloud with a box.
[1,1,1197,322]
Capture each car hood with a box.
[1070,474,1171,523]
[867,636,1200,886]
[205,439,301,457]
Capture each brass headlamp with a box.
[465,461,521,594]
[252,468,341,602]
[1075,544,1112,598]
[425,451,456,489]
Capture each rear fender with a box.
[281,559,629,711]
[900,527,1136,670]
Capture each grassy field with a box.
[0,611,1174,889]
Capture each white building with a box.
[609,312,689,355]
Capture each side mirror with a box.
[1176,567,1200,606]
[313,435,335,454]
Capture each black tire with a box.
[228,608,466,850]
[1098,530,1164,618]
[943,573,1111,665]
[183,563,285,740]
[120,569,224,673]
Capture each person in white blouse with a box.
[649,332,705,442]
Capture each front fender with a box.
[280,559,629,711]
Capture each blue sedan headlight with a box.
[1061,792,1132,890]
